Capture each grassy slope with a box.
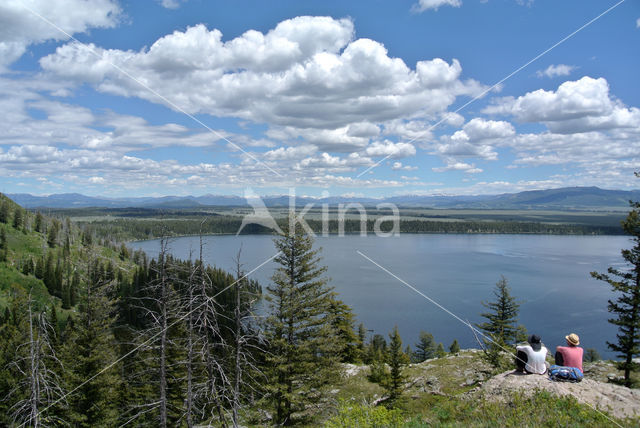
[276,350,638,427]
[0,194,136,318]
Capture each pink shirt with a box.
[556,346,583,372]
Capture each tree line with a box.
[73,215,623,243]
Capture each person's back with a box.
[555,333,583,373]
[515,334,547,374]
[516,344,548,374]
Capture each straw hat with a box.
[565,333,580,346]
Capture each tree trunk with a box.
[159,242,168,428]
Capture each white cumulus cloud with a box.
[536,64,575,78]
[412,0,462,13]
[0,0,120,68]
[483,76,640,134]
[432,160,482,174]
[40,16,484,147]
[364,141,416,159]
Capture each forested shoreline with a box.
[73,216,623,243]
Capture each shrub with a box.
[325,400,405,428]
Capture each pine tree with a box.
[47,220,59,248]
[384,326,406,404]
[35,256,45,280]
[63,234,71,259]
[585,348,602,362]
[264,217,340,425]
[70,270,79,307]
[591,174,640,386]
[12,207,23,230]
[476,276,526,368]
[327,296,359,363]
[357,323,367,362]
[34,211,43,233]
[49,305,60,351]
[126,239,188,427]
[62,260,121,426]
[119,243,130,261]
[449,339,461,354]
[404,345,412,360]
[54,259,63,298]
[0,199,9,224]
[0,228,7,262]
[413,331,436,363]
[44,251,56,295]
[435,343,447,358]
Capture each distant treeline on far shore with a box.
[70,215,624,242]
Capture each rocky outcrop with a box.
[477,370,640,420]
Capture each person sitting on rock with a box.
[515,334,548,374]
[555,333,583,373]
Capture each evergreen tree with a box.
[63,234,71,259]
[328,296,360,363]
[49,304,60,350]
[404,345,412,360]
[264,217,340,425]
[476,276,526,368]
[62,282,71,310]
[413,331,436,363]
[585,348,601,362]
[70,270,80,306]
[435,343,447,358]
[54,259,63,298]
[47,220,59,248]
[12,207,22,230]
[125,239,188,427]
[119,243,130,261]
[357,323,367,362]
[591,174,640,386]
[0,199,9,224]
[21,257,34,276]
[0,227,7,262]
[34,211,43,233]
[384,326,406,404]
[367,350,389,384]
[449,339,461,354]
[371,334,387,353]
[35,256,45,280]
[61,270,121,426]
[44,251,58,296]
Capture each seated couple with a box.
[515,333,583,375]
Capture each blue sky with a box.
[0,0,639,197]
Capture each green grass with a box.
[311,351,638,427]
[402,390,626,427]
[0,264,49,309]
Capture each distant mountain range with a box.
[6,187,640,211]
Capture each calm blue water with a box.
[132,234,630,359]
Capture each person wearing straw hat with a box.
[515,334,548,374]
[555,333,583,373]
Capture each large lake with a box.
[132,234,630,359]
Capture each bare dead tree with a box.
[184,249,196,428]
[232,248,244,428]
[229,246,265,428]
[8,293,66,427]
[126,235,184,428]
[194,231,230,428]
